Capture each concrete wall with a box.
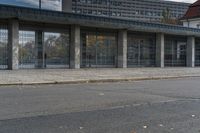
[187,36,195,67]
[8,20,19,70]
[70,25,80,69]
[156,33,165,68]
[117,30,127,68]
[183,18,200,29]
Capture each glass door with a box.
[165,38,186,67]
[128,39,143,67]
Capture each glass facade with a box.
[81,31,117,68]
[0,25,197,70]
[0,0,61,11]
[71,0,189,22]
[19,31,36,69]
[127,33,156,67]
[0,28,8,69]
[195,39,200,66]
[44,32,70,69]
[19,31,70,69]
[165,36,187,67]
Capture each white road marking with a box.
[99,93,105,96]
[143,125,148,129]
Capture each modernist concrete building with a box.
[62,0,190,22]
[0,4,199,70]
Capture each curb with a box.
[0,75,199,86]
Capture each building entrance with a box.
[165,36,187,67]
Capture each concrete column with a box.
[8,19,19,70]
[70,25,80,69]
[35,30,44,68]
[117,30,127,68]
[187,36,195,67]
[156,33,165,68]
[62,0,72,12]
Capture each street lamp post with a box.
[75,0,77,13]
[39,0,42,9]
[108,0,111,17]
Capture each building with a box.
[0,4,199,70]
[181,0,200,66]
[181,0,200,28]
[62,0,190,22]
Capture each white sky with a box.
[168,0,196,3]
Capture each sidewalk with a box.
[0,68,200,85]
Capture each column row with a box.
[156,33,195,68]
[70,28,196,69]
[6,21,196,70]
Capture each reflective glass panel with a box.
[81,31,117,68]
[44,32,70,68]
[127,33,156,67]
[0,28,8,69]
[165,36,186,67]
[19,31,36,69]
[195,39,200,66]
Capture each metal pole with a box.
[75,0,77,13]
[108,0,111,17]
[39,0,42,9]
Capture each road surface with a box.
[0,77,200,133]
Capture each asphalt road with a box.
[1,77,200,133]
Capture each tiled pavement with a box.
[0,68,200,85]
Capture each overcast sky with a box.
[168,0,196,2]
